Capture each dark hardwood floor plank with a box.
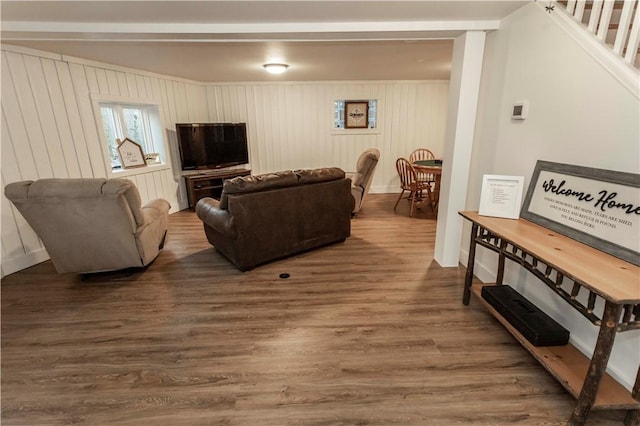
[1,194,626,425]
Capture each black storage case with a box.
[481,285,570,347]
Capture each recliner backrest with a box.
[353,148,380,189]
[351,148,380,213]
[5,178,146,273]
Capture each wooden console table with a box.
[184,168,251,209]
[460,211,640,426]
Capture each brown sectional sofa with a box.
[195,167,354,271]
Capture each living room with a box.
[1,1,639,424]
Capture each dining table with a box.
[412,159,443,212]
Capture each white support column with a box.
[434,30,486,267]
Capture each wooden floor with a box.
[1,194,627,425]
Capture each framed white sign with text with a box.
[479,175,525,219]
[521,160,640,266]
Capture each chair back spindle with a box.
[394,158,433,217]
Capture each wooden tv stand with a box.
[459,211,640,426]
[183,168,251,209]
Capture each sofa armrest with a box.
[195,198,236,238]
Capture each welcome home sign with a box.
[521,160,640,266]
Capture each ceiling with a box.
[0,1,531,82]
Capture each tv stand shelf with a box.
[184,168,250,209]
[459,211,640,426]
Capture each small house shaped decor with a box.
[117,138,147,169]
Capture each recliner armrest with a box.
[195,198,236,239]
[141,198,171,225]
[351,185,364,197]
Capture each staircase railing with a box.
[549,0,639,97]
[558,0,639,67]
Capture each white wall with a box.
[205,81,449,193]
[466,3,640,389]
[0,44,209,276]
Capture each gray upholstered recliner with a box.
[346,148,380,215]
[4,178,170,274]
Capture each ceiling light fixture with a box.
[263,63,289,74]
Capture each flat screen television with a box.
[175,122,249,170]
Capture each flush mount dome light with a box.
[263,63,289,74]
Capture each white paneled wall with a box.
[205,81,449,193]
[1,44,450,276]
[1,45,208,276]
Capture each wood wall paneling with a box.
[205,81,449,184]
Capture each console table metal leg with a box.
[569,301,623,425]
[463,223,478,305]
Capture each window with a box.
[99,102,164,170]
[334,100,377,129]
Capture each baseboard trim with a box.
[369,185,401,194]
[459,247,496,283]
[1,248,50,278]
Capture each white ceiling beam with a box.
[1,20,502,41]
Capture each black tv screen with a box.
[176,123,249,170]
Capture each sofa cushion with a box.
[295,167,345,184]
[225,170,299,193]
[219,170,299,209]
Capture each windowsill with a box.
[331,128,381,136]
[109,163,171,178]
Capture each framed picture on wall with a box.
[344,101,369,129]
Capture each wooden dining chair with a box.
[409,148,435,162]
[394,157,433,217]
[409,148,437,189]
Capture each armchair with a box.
[4,178,170,274]
[346,148,380,215]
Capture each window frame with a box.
[331,99,381,135]
[91,94,170,178]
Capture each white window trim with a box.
[111,163,171,178]
[90,93,170,178]
[330,98,382,136]
[331,128,382,136]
